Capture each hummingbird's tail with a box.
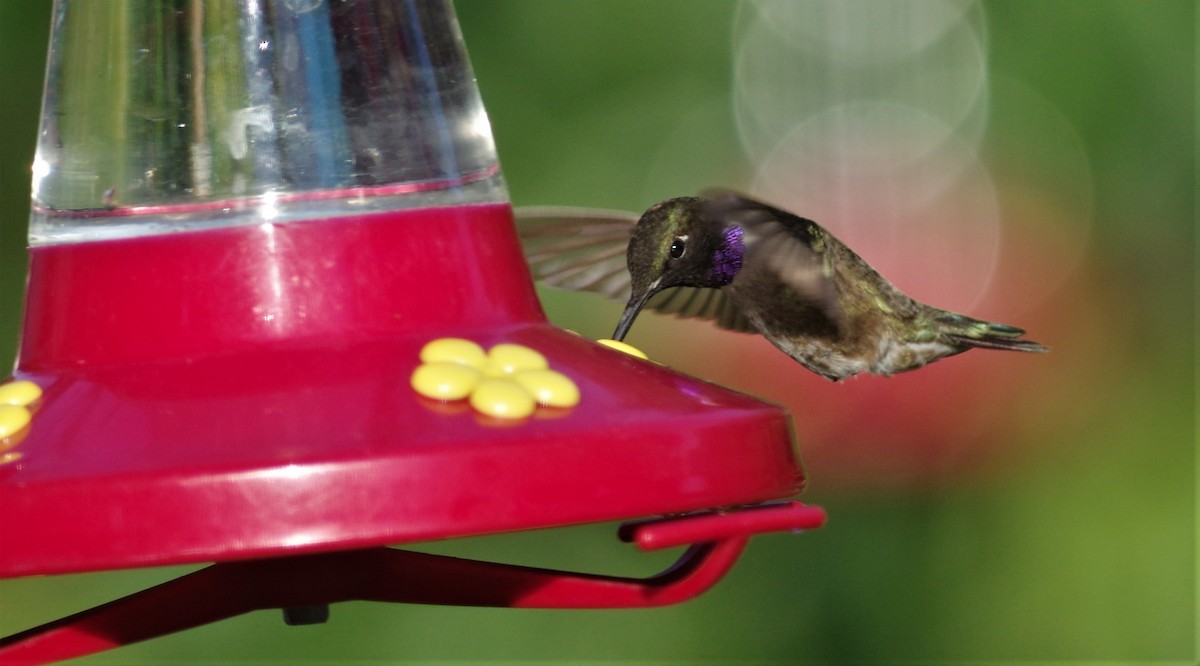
[935,312,1049,353]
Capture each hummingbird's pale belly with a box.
[752,323,959,380]
[762,332,871,381]
[872,339,961,375]
[734,298,960,380]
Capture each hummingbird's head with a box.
[612,197,745,341]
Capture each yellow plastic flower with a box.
[412,339,580,419]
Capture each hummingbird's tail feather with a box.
[950,333,1049,353]
[935,312,1049,353]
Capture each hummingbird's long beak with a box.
[612,285,657,341]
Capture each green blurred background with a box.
[0,0,1194,663]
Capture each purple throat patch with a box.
[706,225,745,285]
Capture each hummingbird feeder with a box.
[0,1,824,663]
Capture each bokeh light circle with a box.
[752,103,1002,313]
[748,0,977,65]
[733,0,989,164]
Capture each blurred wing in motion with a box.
[645,285,757,333]
[514,206,635,300]
[700,190,844,331]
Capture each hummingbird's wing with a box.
[514,206,757,333]
[698,191,845,332]
[645,285,756,332]
[514,206,635,299]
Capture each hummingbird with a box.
[516,190,1047,381]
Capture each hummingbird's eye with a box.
[669,237,686,259]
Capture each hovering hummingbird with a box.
[516,190,1047,381]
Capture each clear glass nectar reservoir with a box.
[30,0,504,244]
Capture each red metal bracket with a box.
[0,501,824,665]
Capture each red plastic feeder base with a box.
[0,203,820,663]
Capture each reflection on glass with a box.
[31,0,504,244]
